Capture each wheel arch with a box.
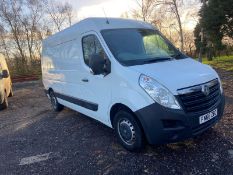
[110,103,145,135]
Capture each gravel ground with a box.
[0,69,232,175]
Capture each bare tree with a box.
[131,0,184,50]
[132,0,160,22]
[183,30,195,55]
[0,25,10,60]
[0,0,52,73]
[142,0,185,50]
[16,0,44,63]
[0,0,77,75]
[0,0,27,71]
[66,3,74,27]
[161,0,184,51]
[45,0,74,32]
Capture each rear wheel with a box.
[113,110,145,151]
[49,90,64,112]
[0,91,8,110]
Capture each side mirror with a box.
[89,54,111,75]
[1,70,9,78]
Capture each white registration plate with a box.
[199,109,218,124]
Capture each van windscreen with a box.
[101,29,186,66]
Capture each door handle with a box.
[82,78,89,82]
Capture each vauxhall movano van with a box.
[0,54,13,110]
[42,18,225,151]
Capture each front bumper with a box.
[135,95,225,145]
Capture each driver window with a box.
[82,34,108,67]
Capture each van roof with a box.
[43,17,155,47]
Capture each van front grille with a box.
[177,79,221,114]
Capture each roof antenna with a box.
[102,8,110,24]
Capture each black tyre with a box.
[113,110,145,151]
[8,86,13,97]
[0,91,8,110]
[49,90,64,112]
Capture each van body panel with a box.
[110,69,154,109]
[42,17,225,147]
[130,58,218,95]
[43,18,154,48]
[135,95,225,144]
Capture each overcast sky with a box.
[60,0,199,30]
[66,0,136,19]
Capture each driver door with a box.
[79,32,112,124]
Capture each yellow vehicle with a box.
[0,54,13,110]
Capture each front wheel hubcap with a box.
[118,119,136,145]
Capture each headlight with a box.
[139,74,181,109]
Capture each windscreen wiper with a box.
[143,57,173,63]
[171,52,184,59]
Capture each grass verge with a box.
[202,55,233,71]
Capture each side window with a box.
[82,34,107,67]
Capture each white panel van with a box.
[42,18,225,151]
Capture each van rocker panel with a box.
[135,94,225,145]
[54,92,98,111]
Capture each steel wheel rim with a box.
[117,118,136,145]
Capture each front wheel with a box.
[113,110,145,151]
[49,90,64,112]
[0,91,8,110]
